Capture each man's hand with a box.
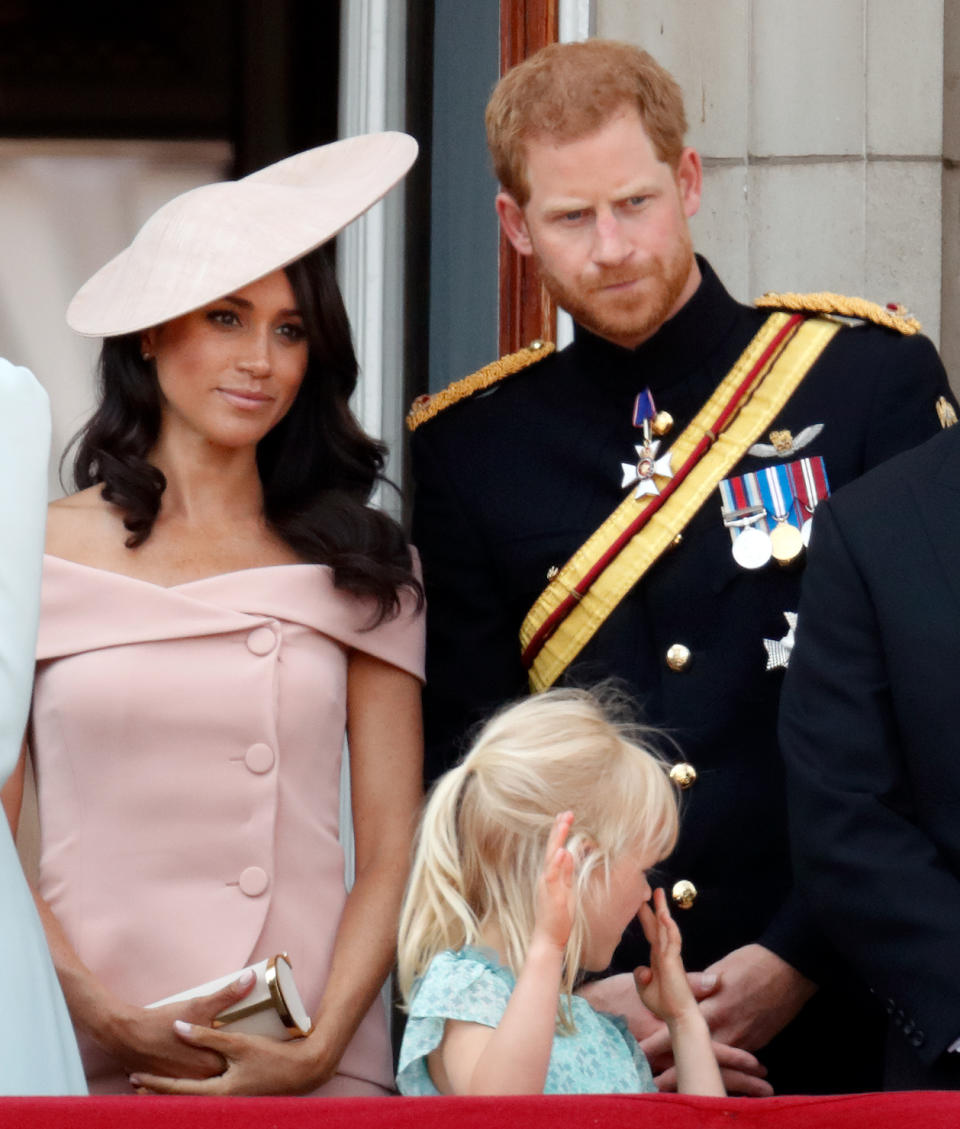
[578,969,770,1094]
[698,943,816,1053]
[639,1026,773,1095]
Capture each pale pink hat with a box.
[67,131,418,338]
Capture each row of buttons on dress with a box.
[234,624,280,898]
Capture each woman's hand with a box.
[532,811,576,952]
[128,1023,333,1096]
[103,971,258,1082]
[633,887,698,1025]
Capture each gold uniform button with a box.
[669,762,697,789]
[665,643,692,672]
[671,879,697,909]
[652,410,674,437]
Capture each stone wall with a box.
[597,0,957,387]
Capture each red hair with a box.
[486,40,688,205]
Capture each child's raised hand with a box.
[633,887,698,1024]
[532,811,576,952]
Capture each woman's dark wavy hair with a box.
[71,245,422,624]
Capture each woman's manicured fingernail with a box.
[236,968,256,989]
[174,1019,192,1035]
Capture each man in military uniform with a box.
[409,39,955,1094]
[781,424,960,1090]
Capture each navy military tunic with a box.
[410,258,954,1093]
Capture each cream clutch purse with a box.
[148,953,312,1040]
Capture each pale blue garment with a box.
[397,946,656,1095]
[0,359,86,1094]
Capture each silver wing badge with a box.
[748,424,823,459]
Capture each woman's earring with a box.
[142,350,153,362]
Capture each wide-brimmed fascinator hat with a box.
[66,131,418,338]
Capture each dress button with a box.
[246,626,277,655]
[244,743,275,774]
[665,643,692,672]
[669,763,697,789]
[671,879,697,909]
[239,866,269,896]
[910,1030,925,1048]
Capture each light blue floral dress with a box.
[397,946,656,1095]
[0,360,86,1094]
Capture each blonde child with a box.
[396,689,724,1096]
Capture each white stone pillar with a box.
[596,0,952,378]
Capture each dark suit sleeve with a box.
[410,425,528,784]
[779,499,960,1065]
[757,891,836,987]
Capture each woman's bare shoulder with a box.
[46,487,125,562]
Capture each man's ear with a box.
[496,192,533,256]
[675,147,703,220]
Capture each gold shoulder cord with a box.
[406,340,555,432]
[756,291,921,335]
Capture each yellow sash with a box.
[520,312,840,691]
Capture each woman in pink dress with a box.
[2,135,424,1096]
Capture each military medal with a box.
[720,475,771,569]
[757,464,804,565]
[785,456,830,546]
[721,458,829,569]
[621,437,674,498]
[731,523,772,569]
[763,611,798,670]
[769,519,804,563]
[623,388,674,498]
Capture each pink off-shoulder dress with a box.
[30,556,424,1095]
